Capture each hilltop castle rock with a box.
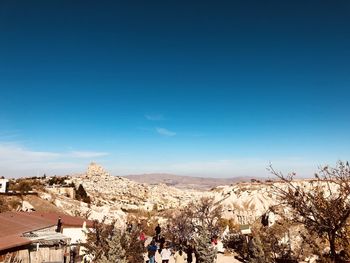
[74,163,203,213]
[86,162,110,178]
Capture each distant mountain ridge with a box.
[124,173,254,190]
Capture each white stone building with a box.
[0,179,9,193]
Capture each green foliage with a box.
[194,230,217,263]
[83,220,145,263]
[47,176,69,186]
[18,181,32,193]
[9,178,45,192]
[253,218,304,262]
[121,226,145,262]
[75,184,91,203]
[8,180,32,194]
[247,236,265,263]
[223,233,248,259]
[98,230,127,263]
[83,220,113,260]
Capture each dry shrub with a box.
[0,196,10,212]
[270,161,350,261]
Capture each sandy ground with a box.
[216,254,242,263]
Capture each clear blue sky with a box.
[0,0,349,177]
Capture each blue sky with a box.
[0,0,349,177]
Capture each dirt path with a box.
[145,252,241,263]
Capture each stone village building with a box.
[0,179,9,194]
[0,212,94,263]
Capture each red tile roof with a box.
[29,212,94,228]
[0,212,94,251]
[0,235,31,251]
[0,212,55,238]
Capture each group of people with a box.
[146,224,194,263]
[147,240,194,263]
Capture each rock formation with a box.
[45,163,313,226]
[86,162,110,178]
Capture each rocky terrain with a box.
[5,163,328,263]
[8,162,319,231]
[37,163,328,234]
[40,163,202,225]
[41,163,281,226]
[76,163,203,210]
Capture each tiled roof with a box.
[0,235,31,251]
[0,212,55,238]
[29,212,94,228]
[0,211,93,251]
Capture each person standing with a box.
[158,235,166,253]
[155,223,161,241]
[139,231,146,242]
[147,240,158,263]
[160,243,172,263]
[127,222,133,233]
[186,245,193,263]
[174,248,187,263]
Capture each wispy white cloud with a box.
[0,144,61,161]
[0,143,109,177]
[156,127,176,137]
[0,130,21,141]
[145,114,164,121]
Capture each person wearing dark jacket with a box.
[147,240,158,263]
[155,223,161,241]
[186,245,193,263]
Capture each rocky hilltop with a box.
[85,162,110,178]
[74,163,202,211]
